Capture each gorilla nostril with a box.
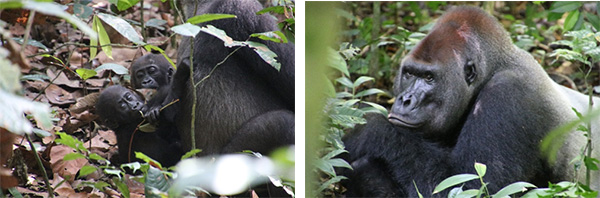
[402,98,411,107]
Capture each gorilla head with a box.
[96,85,146,128]
[389,7,514,139]
[130,54,173,89]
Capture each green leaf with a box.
[31,128,51,137]
[181,149,202,160]
[355,88,384,98]
[474,162,486,177]
[138,123,156,132]
[63,153,86,161]
[72,3,93,19]
[550,2,582,13]
[90,16,99,60]
[113,177,130,198]
[8,187,23,198]
[246,41,281,71]
[585,12,600,31]
[328,158,352,169]
[250,31,288,43]
[20,74,50,81]
[95,63,128,75]
[327,48,349,76]
[135,152,162,169]
[256,6,286,15]
[492,182,536,198]
[114,0,139,11]
[433,174,479,194]
[89,153,107,162]
[187,13,236,24]
[94,181,111,190]
[584,156,600,170]
[353,76,374,88]
[22,1,96,39]
[97,13,144,45]
[145,166,170,196]
[145,18,167,30]
[76,68,97,80]
[78,165,97,177]
[171,23,201,37]
[564,10,580,31]
[457,189,480,198]
[0,1,24,9]
[199,25,235,46]
[336,77,353,89]
[93,16,112,59]
[120,162,142,173]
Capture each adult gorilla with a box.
[172,0,295,155]
[343,6,600,197]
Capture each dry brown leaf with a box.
[69,93,99,114]
[52,173,89,198]
[95,48,140,68]
[45,84,76,105]
[98,130,117,146]
[49,145,89,182]
[47,68,81,88]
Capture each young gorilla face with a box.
[96,85,146,125]
[130,54,173,89]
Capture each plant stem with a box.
[25,134,54,197]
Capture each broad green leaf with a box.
[433,174,479,194]
[143,45,175,68]
[335,77,354,89]
[256,6,285,15]
[171,23,201,37]
[113,177,131,198]
[250,31,288,43]
[55,132,88,152]
[355,88,384,98]
[95,63,128,75]
[97,13,144,45]
[314,158,335,176]
[90,16,98,60]
[456,189,480,198]
[63,153,86,161]
[584,156,600,170]
[550,2,582,13]
[22,1,96,39]
[12,38,48,50]
[120,162,142,173]
[327,48,349,76]
[76,68,97,80]
[328,158,352,169]
[246,41,281,71]
[564,10,580,31]
[31,128,51,137]
[353,76,375,88]
[145,18,167,30]
[492,181,536,198]
[0,1,24,9]
[135,152,162,169]
[139,123,156,132]
[89,153,108,162]
[94,181,111,190]
[199,25,234,45]
[0,90,52,135]
[145,166,170,196]
[187,13,236,24]
[78,165,97,177]
[93,16,112,59]
[474,162,486,177]
[585,12,600,31]
[181,149,202,160]
[72,3,93,19]
[114,0,139,11]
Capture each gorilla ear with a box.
[464,60,476,85]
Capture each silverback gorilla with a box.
[343,6,600,197]
[171,0,295,155]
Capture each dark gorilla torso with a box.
[173,0,295,155]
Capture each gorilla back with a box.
[174,0,295,155]
[343,6,600,197]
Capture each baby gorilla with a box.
[96,85,182,167]
[130,53,175,124]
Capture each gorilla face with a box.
[96,86,146,126]
[389,24,480,138]
[130,54,173,89]
[133,64,162,89]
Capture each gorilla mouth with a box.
[388,114,422,128]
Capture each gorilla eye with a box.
[124,92,132,101]
[464,60,477,85]
[148,66,157,74]
[424,74,434,82]
[403,70,413,79]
